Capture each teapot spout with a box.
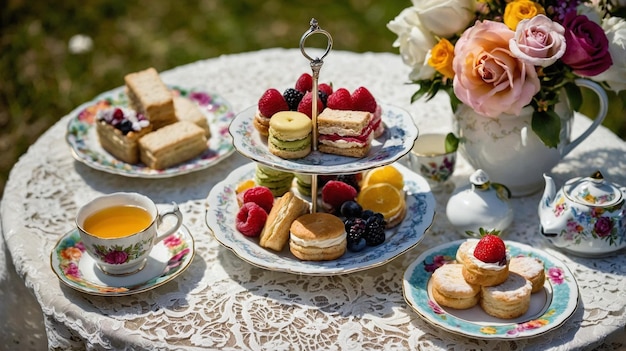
[541,173,556,204]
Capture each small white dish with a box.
[228,104,419,175]
[50,225,195,296]
[403,240,579,339]
[205,162,435,275]
[65,87,235,178]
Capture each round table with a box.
[2,48,625,350]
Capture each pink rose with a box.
[561,11,612,76]
[453,20,540,117]
[510,15,566,67]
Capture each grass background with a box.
[1,0,624,197]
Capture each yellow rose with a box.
[428,38,455,79]
[503,0,545,30]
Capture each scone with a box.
[461,235,510,287]
[95,107,152,164]
[480,272,532,319]
[431,263,480,309]
[509,256,545,293]
[125,67,177,129]
[138,121,207,169]
[259,192,309,252]
[455,238,479,265]
[289,213,347,261]
[173,96,210,138]
[268,111,312,159]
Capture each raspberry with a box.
[295,73,313,92]
[351,86,377,113]
[473,235,506,263]
[283,88,304,111]
[318,83,333,96]
[258,88,289,117]
[242,186,274,213]
[364,215,386,246]
[326,88,353,110]
[297,91,324,118]
[321,180,357,211]
[336,174,361,192]
[235,202,268,237]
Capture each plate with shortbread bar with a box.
[403,240,579,339]
[206,162,435,275]
[66,68,235,178]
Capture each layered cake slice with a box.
[124,67,177,129]
[95,107,152,164]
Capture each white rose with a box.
[411,0,476,38]
[387,7,438,80]
[591,17,626,92]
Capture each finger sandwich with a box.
[173,96,211,138]
[138,121,207,169]
[317,108,374,158]
[125,67,177,130]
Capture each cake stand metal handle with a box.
[300,18,333,213]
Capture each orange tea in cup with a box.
[83,205,153,239]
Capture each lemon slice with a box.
[362,165,404,191]
[356,183,405,221]
[235,179,256,194]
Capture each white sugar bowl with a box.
[446,169,514,238]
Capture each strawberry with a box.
[473,235,507,264]
[318,83,334,96]
[258,88,288,117]
[235,202,268,237]
[297,91,324,118]
[242,186,274,213]
[351,86,377,113]
[295,73,313,92]
[326,88,353,110]
[321,180,358,211]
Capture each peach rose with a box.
[453,20,541,117]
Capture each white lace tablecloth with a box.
[2,48,625,350]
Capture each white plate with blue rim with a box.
[228,104,418,175]
[66,86,235,178]
[205,161,435,275]
[403,240,579,339]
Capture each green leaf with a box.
[564,82,582,111]
[532,110,561,148]
[444,132,459,153]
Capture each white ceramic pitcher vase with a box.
[453,79,608,197]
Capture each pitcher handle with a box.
[561,78,608,157]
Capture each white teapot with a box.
[446,169,514,238]
[539,171,626,257]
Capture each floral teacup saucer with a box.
[50,226,195,296]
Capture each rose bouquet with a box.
[388,0,626,147]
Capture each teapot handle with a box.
[561,79,608,157]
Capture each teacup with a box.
[406,133,457,192]
[76,192,183,276]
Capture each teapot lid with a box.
[563,171,623,206]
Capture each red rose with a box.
[561,11,612,77]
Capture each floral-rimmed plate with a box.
[205,162,435,275]
[403,240,579,339]
[229,104,418,175]
[50,225,195,296]
[66,86,235,178]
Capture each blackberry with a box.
[117,120,133,135]
[364,215,386,246]
[336,174,360,192]
[318,90,328,108]
[346,217,367,252]
[340,201,362,218]
[283,88,304,111]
